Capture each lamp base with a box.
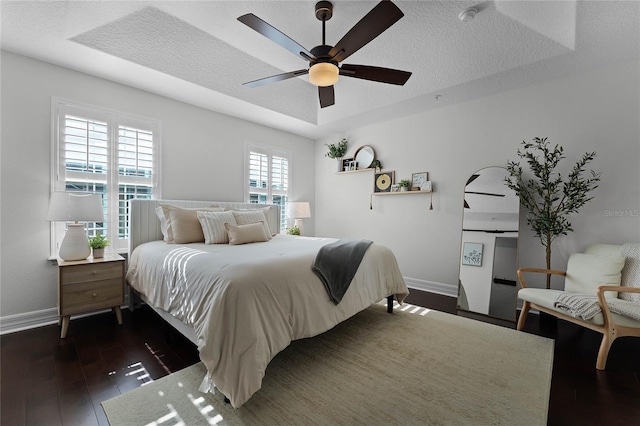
[294,218,305,236]
[59,224,91,261]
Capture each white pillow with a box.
[565,253,626,299]
[197,211,237,244]
[225,222,269,245]
[619,243,640,303]
[159,204,223,243]
[232,209,273,240]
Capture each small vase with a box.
[400,186,408,192]
[92,248,104,258]
[337,158,343,172]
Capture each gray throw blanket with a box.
[312,239,373,304]
[553,293,640,321]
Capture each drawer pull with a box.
[92,270,97,275]
[92,293,97,297]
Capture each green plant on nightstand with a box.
[286,225,300,236]
[88,234,109,258]
[398,179,411,191]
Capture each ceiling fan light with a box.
[309,63,339,87]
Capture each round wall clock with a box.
[374,171,394,192]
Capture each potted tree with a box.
[88,234,109,258]
[325,138,348,172]
[505,137,600,289]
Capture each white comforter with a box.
[126,235,409,407]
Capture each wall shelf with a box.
[370,189,434,210]
[336,168,375,175]
[372,190,432,196]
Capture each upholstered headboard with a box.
[128,199,280,253]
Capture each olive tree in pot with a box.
[505,137,601,289]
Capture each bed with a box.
[126,199,409,407]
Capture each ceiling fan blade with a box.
[238,14,315,61]
[318,85,335,108]
[466,174,480,186]
[328,0,404,63]
[243,69,309,88]
[464,191,506,197]
[340,64,411,85]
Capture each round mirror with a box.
[354,145,375,169]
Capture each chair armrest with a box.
[517,267,567,289]
[596,286,640,326]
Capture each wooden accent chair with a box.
[516,243,640,370]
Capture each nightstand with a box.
[57,253,125,338]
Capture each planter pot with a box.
[400,187,408,192]
[92,248,105,258]
[337,158,343,172]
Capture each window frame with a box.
[244,143,292,233]
[50,97,162,257]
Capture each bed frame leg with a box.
[387,295,394,313]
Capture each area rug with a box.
[102,302,553,425]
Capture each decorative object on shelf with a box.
[342,157,354,172]
[370,159,382,172]
[374,171,394,193]
[47,192,104,261]
[354,145,376,169]
[391,184,399,192]
[505,137,600,289]
[398,179,411,192]
[422,181,432,191]
[462,242,484,266]
[411,172,429,190]
[326,138,348,172]
[286,201,311,235]
[88,234,109,258]
[286,225,300,236]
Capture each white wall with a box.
[315,60,640,296]
[0,51,315,320]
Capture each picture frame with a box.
[462,242,483,266]
[411,172,429,190]
[374,171,395,192]
[391,184,400,192]
[421,181,432,191]
[342,158,354,172]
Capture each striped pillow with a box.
[232,209,272,240]
[197,211,237,244]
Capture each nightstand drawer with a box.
[60,279,123,316]
[60,262,123,285]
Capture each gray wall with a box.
[314,59,640,295]
[0,51,315,320]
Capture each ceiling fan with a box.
[237,0,412,108]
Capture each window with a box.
[245,144,291,232]
[51,99,161,256]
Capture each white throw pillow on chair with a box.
[564,253,626,300]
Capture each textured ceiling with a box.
[2,1,639,139]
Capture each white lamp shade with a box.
[47,192,104,222]
[287,202,311,219]
[309,63,339,87]
[47,192,103,261]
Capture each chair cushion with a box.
[564,253,625,299]
[619,243,640,303]
[518,288,640,328]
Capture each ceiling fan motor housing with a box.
[315,1,333,21]
[310,45,338,67]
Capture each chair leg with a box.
[517,301,530,331]
[596,329,616,370]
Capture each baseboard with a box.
[0,307,60,335]
[404,276,457,298]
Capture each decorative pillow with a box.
[232,209,273,240]
[564,253,626,300]
[224,222,269,245]
[197,211,237,244]
[619,243,640,303]
[155,206,169,241]
[159,204,223,243]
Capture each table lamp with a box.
[47,192,104,261]
[286,202,311,236]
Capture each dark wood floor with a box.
[2,290,639,425]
